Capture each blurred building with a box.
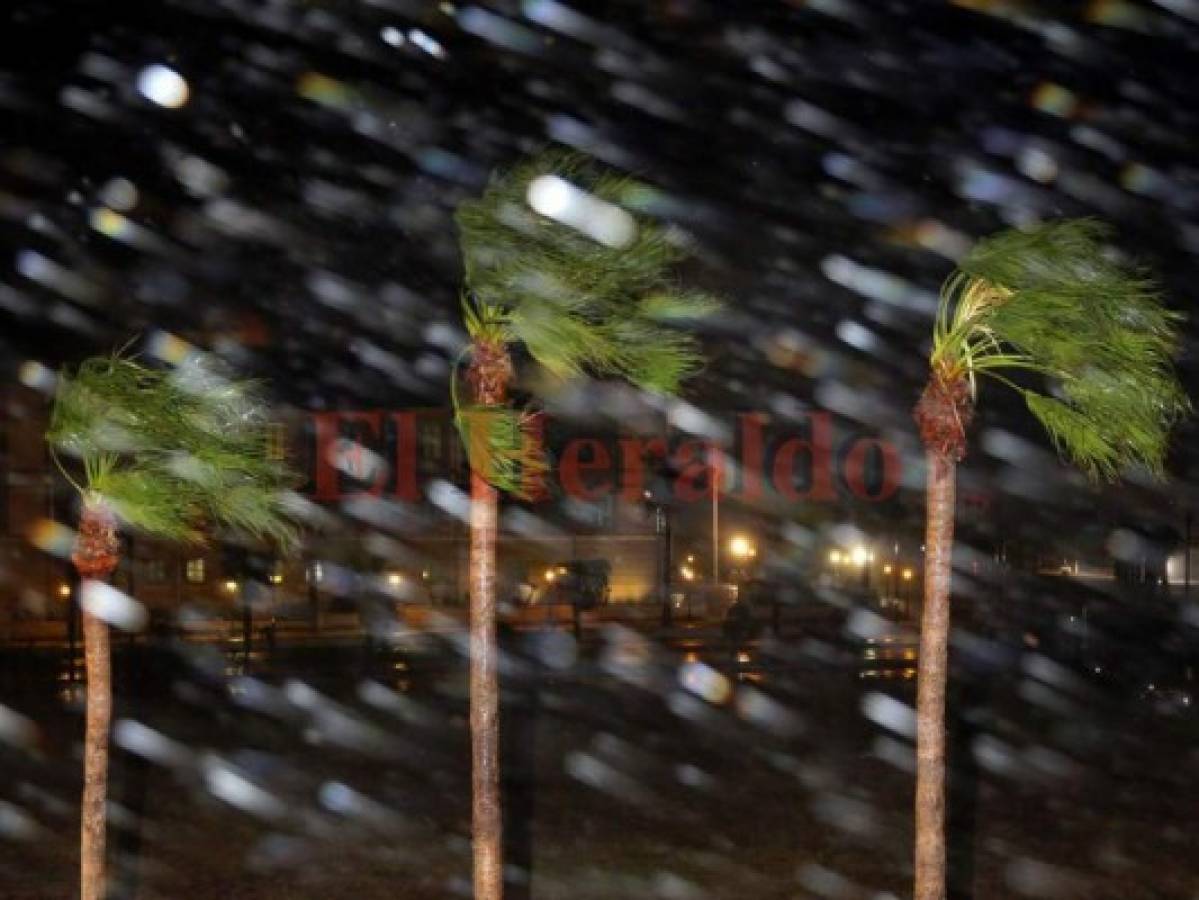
[0,388,663,641]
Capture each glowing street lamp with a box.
[729,535,755,559]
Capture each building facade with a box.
[0,387,664,641]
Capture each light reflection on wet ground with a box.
[4,623,1197,899]
[38,619,918,694]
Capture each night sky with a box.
[3,0,1199,536]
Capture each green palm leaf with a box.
[48,350,300,548]
[931,218,1189,479]
[455,150,717,398]
[455,405,548,498]
[453,151,720,496]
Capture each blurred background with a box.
[2,1,1199,898]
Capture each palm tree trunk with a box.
[72,501,120,900]
[80,608,112,900]
[466,338,512,900]
[914,450,956,900]
[470,467,503,900]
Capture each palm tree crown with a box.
[47,350,298,546]
[453,151,719,492]
[918,218,1189,477]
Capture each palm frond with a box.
[90,467,205,542]
[454,404,548,498]
[605,317,707,395]
[930,218,1189,479]
[455,150,718,394]
[637,290,724,322]
[47,349,301,549]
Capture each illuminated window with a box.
[185,558,206,583]
[141,558,168,583]
[265,422,288,461]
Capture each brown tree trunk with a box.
[469,467,503,900]
[912,372,971,900]
[80,608,112,900]
[466,339,512,900]
[914,450,956,900]
[72,501,120,900]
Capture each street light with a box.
[849,546,874,591]
[900,567,916,618]
[224,579,250,665]
[829,549,842,565]
[729,535,755,559]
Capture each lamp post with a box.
[642,452,677,627]
[710,450,720,587]
[901,567,914,618]
[1186,511,1192,602]
[658,504,672,626]
[829,549,843,586]
[850,546,873,592]
[728,534,756,582]
[225,579,248,665]
[62,577,79,686]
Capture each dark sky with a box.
[3,0,1199,537]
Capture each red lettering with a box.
[673,440,724,503]
[736,412,766,502]
[311,412,343,501]
[843,437,901,502]
[390,411,419,502]
[618,436,668,502]
[560,438,613,501]
[771,412,836,502]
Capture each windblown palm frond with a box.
[455,405,549,497]
[455,150,718,396]
[48,350,300,547]
[452,151,720,496]
[930,218,1189,479]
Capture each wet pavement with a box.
[1,624,1197,899]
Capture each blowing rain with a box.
[1,3,1198,900]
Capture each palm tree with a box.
[911,219,1189,899]
[47,349,297,900]
[454,151,718,900]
